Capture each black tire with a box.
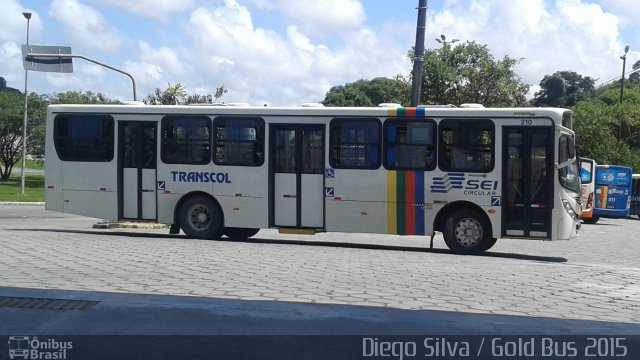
[178,195,223,239]
[481,237,498,251]
[443,209,492,255]
[582,216,599,224]
[224,227,260,239]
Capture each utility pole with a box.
[620,45,629,104]
[410,0,427,107]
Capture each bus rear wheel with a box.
[224,227,260,239]
[443,209,492,255]
[179,195,223,240]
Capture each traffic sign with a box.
[22,45,73,73]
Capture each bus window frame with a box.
[160,115,212,165]
[383,118,437,171]
[329,117,381,170]
[53,114,115,162]
[212,116,265,167]
[438,118,495,173]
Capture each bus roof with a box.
[47,104,573,127]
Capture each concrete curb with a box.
[93,221,170,229]
[0,202,45,206]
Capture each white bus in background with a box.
[44,104,582,254]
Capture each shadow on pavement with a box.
[12,228,567,263]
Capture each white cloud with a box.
[177,0,407,105]
[275,0,366,37]
[49,0,124,51]
[123,41,186,98]
[429,0,627,88]
[0,0,45,89]
[90,0,195,20]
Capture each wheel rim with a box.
[187,204,212,231]
[454,217,483,247]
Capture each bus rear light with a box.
[235,193,242,197]
[163,191,171,194]
[47,185,54,189]
[487,209,496,214]
[334,197,342,201]
[100,188,107,191]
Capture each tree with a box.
[0,91,26,180]
[573,100,640,170]
[43,90,118,105]
[417,40,529,106]
[629,60,640,84]
[532,71,596,107]
[145,83,228,105]
[322,77,410,107]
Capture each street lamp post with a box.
[20,11,31,197]
[620,45,629,104]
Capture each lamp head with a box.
[624,45,630,54]
[23,12,32,20]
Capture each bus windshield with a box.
[558,135,580,193]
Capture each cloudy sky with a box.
[1,0,638,105]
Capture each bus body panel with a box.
[44,104,581,251]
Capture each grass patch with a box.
[25,160,45,170]
[0,174,45,202]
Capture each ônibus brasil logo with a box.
[8,336,73,360]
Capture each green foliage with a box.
[597,83,640,105]
[532,71,596,107]
[418,41,529,106]
[629,60,640,84]
[43,90,119,104]
[322,77,410,107]
[573,100,640,170]
[0,91,25,180]
[145,83,228,105]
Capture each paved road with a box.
[1,205,639,336]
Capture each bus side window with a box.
[383,119,436,171]
[213,117,265,167]
[438,119,494,173]
[161,116,211,165]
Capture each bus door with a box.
[270,124,325,228]
[118,121,157,220]
[502,127,553,238]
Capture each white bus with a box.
[44,104,582,254]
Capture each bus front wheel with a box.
[443,209,492,255]
[179,195,224,239]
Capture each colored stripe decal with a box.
[601,185,608,208]
[396,171,406,235]
[387,171,397,234]
[405,171,416,235]
[387,171,426,236]
[415,171,425,235]
[392,107,426,118]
